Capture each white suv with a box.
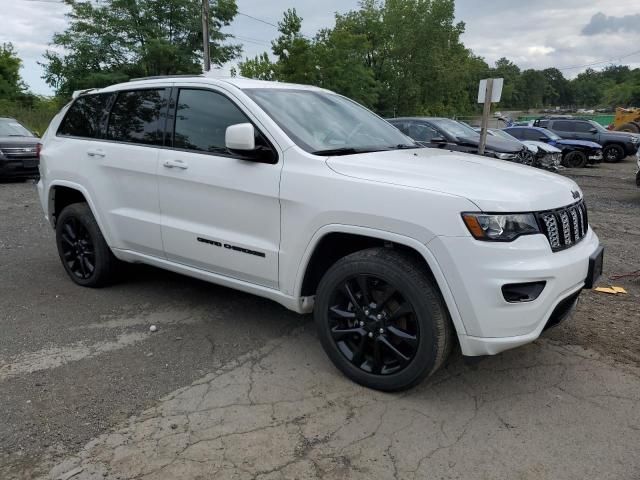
[37,75,603,391]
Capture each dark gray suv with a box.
[533,118,639,163]
[0,117,40,180]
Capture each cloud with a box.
[582,12,640,35]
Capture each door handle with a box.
[86,148,105,158]
[163,159,189,170]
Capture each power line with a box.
[555,49,640,71]
[237,11,278,29]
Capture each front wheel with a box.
[314,248,453,391]
[562,150,587,168]
[603,144,624,163]
[56,203,119,287]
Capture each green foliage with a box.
[42,0,241,98]
[0,43,29,101]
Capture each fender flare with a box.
[46,180,113,246]
[293,224,467,336]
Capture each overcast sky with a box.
[2,0,640,95]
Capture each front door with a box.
[157,87,282,288]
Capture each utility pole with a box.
[202,0,210,72]
[478,78,494,156]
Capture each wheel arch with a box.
[47,181,112,245]
[295,225,467,336]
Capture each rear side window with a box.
[505,128,523,140]
[58,93,114,138]
[172,89,250,154]
[537,120,549,128]
[106,89,167,145]
[553,121,575,132]
[523,129,542,141]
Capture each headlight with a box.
[495,152,516,160]
[461,213,540,241]
[631,136,639,143]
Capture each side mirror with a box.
[589,128,598,133]
[225,123,277,164]
[226,123,255,151]
[33,130,41,138]
[539,136,549,142]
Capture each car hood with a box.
[555,139,601,149]
[523,140,561,153]
[326,148,581,212]
[0,136,39,148]
[456,135,523,153]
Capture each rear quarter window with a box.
[57,93,114,138]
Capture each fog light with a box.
[502,281,546,303]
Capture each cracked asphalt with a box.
[1,158,640,479]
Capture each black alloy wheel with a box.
[328,274,419,376]
[55,202,119,287]
[60,216,96,280]
[314,248,452,391]
[562,150,587,168]
[603,144,624,163]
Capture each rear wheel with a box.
[314,248,452,391]
[56,203,119,287]
[603,144,625,163]
[562,150,587,168]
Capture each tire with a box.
[562,150,587,168]
[617,123,640,133]
[313,248,453,391]
[603,144,625,163]
[55,202,119,287]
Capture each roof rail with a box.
[71,88,97,99]
[129,74,205,82]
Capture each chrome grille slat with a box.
[536,200,588,252]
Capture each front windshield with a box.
[429,119,479,139]
[244,88,416,154]
[0,118,34,137]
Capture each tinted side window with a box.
[408,123,439,142]
[173,89,250,153]
[58,93,114,138]
[524,129,542,141]
[505,128,523,140]
[106,89,167,145]
[574,122,593,133]
[553,121,575,132]
[537,120,549,128]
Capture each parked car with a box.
[533,117,639,163]
[504,126,603,168]
[636,149,640,187]
[387,117,529,163]
[38,75,603,391]
[0,117,40,180]
[485,128,562,171]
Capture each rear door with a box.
[93,88,169,257]
[157,86,282,288]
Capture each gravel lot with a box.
[1,158,639,479]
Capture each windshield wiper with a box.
[312,147,385,156]
[392,144,420,149]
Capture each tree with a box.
[0,43,28,100]
[42,0,241,97]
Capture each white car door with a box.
[157,86,282,288]
[91,88,169,257]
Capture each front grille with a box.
[0,146,38,159]
[536,200,588,252]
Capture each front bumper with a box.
[428,229,600,356]
[0,158,40,178]
[588,152,603,163]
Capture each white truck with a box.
[37,75,603,391]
